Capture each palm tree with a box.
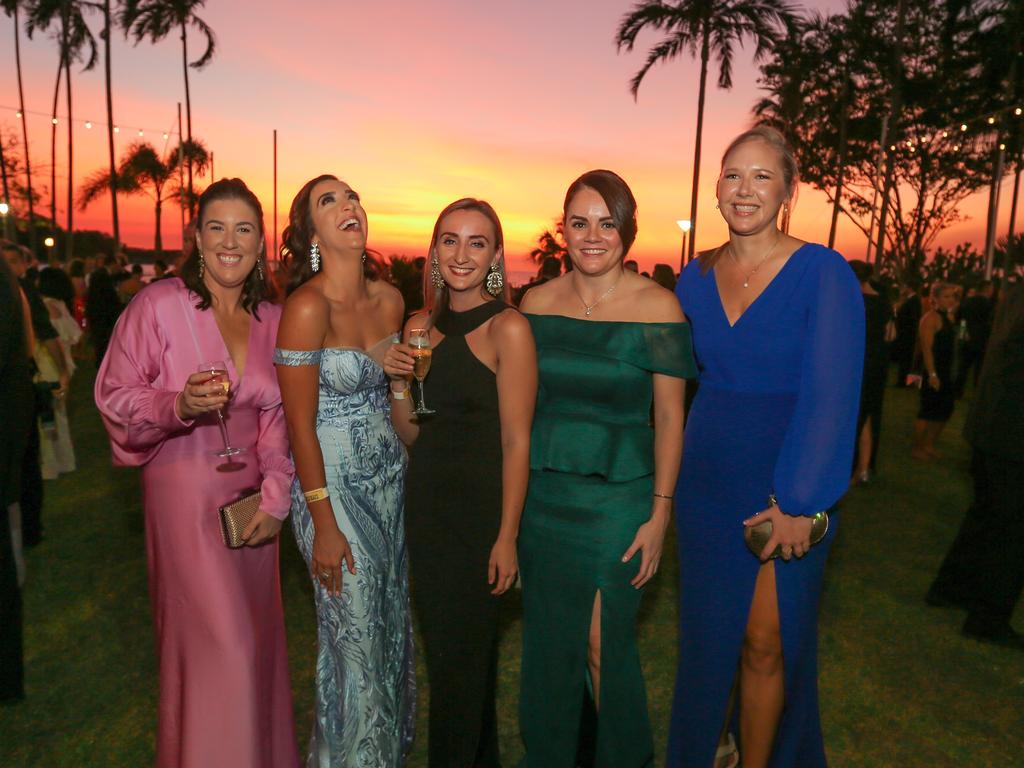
[121,0,216,218]
[26,0,98,261]
[78,138,209,252]
[101,0,121,255]
[2,0,36,252]
[616,0,797,261]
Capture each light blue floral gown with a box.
[275,336,415,768]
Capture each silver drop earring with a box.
[257,258,265,282]
[198,252,205,278]
[430,256,445,288]
[485,262,503,296]
[310,242,321,273]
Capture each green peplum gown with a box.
[518,314,695,768]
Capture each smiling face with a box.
[717,138,792,236]
[309,178,367,254]
[563,186,624,276]
[434,209,499,294]
[195,198,263,291]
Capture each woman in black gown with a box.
[849,260,892,482]
[384,199,537,767]
[913,282,960,460]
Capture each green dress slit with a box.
[518,315,695,768]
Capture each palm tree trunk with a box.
[688,24,711,263]
[64,20,75,262]
[874,0,907,272]
[50,51,63,232]
[180,20,193,219]
[828,79,851,249]
[104,0,120,255]
[13,5,36,252]
[154,196,163,253]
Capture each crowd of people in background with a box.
[0,125,1020,768]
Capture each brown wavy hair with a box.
[562,169,639,257]
[280,174,383,295]
[179,177,271,318]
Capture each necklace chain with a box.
[729,237,781,288]
[572,272,623,317]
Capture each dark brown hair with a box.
[280,174,383,295]
[423,198,510,326]
[562,169,639,256]
[179,177,271,317]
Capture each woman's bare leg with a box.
[587,592,601,709]
[739,561,784,768]
[855,420,873,478]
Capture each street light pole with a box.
[676,219,692,273]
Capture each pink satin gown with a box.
[95,279,300,768]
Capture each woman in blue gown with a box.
[666,127,864,768]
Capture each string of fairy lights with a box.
[885,102,1023,155]
[0,104,180,143]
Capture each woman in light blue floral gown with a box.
[275,174,415,767]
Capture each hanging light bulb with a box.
[954,144,960,151]
[51,118,58,125]
[1000,143,1007,150]
[15,111,22,118]
[988,116,996,125]
[890,144,896,151]
[162,132,169,139]
[961,124,968,132]
[114,126,120,133]
[85,121,92,129]
[138,129,144,137]
[942,131,949,138]
[1016,107,1023,116]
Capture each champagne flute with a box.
[197,361,246,457]
[408,329,436,416]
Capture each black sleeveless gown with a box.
[918,310,956,422]
[406,299,510,768]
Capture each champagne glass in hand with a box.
[197,361,246,457]
[408,329,436,416]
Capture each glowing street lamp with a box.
[0,201,9,239]
[677,219,692,272]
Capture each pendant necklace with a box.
[573,271,623,317]
[730,236,781,288]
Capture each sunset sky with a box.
[0,0,1014,277]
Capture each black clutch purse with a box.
[218,488,262,548]
[744,494,829,560]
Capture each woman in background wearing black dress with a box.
[384,199,537,767]
[849,260,892,483]
[913,282,960,460]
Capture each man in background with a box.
[927,282,1024,648]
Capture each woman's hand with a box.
[622,509,670,589]
[927,373,941,391]
[744,505,813,561]
[241,510,283,547]
[176,371,229,420]
[382,341,415,382]
[311,523,356,597]
[488,535,518,595]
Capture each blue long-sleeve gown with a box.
[667,243,864,768]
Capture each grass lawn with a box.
[1,365,1021,766]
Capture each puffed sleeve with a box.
[255,387,294,521]
[94,291,193,466]
[772,251,865,516]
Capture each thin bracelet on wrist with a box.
[653,492,673,500]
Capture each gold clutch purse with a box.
[218,489,262,548]
[744,494,829,560]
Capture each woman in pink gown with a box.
[95,178,300,768]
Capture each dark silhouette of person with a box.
[894,286,923,386]
[927,282,1024,648]
[0,252,33,701]
[954,280,994,397]
[84,267,124,367]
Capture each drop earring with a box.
[198,252,205,278]
[430,256,445,288]
[257,257,265,282]
[485,262,503,296]
[310,242,321,273]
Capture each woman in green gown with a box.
[518,170,696,766]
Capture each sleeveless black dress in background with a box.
[406,299,509,768]
[918,310,956,422]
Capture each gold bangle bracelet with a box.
[303,487,329,504]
